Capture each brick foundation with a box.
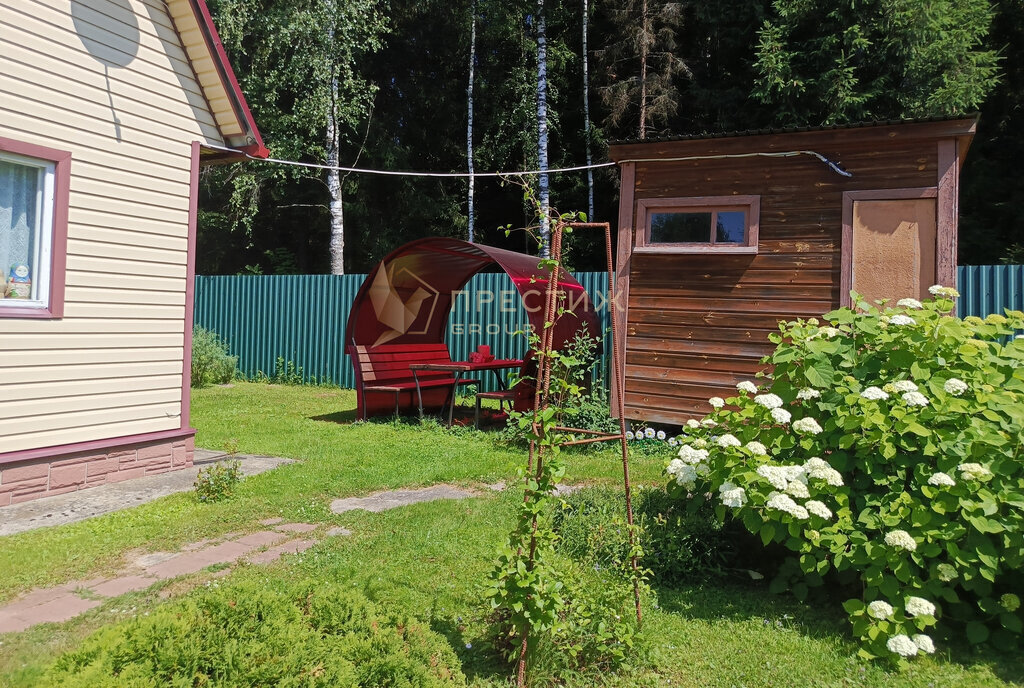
[0,436,194,506]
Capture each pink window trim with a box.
[0,136,71,319]
[634,195,760,254]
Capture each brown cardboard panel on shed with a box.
[609,117,976,426]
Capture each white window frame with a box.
[634,195,760,254]
[0,150,57,311]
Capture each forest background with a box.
[198,0,1023,275]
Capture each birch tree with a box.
[467,0,478,241]
[536,0,551,255]
[582,0,594,219]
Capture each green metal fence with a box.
[193,272,612,390]
[194,266,1022,389]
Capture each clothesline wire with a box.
[203,143,852,178]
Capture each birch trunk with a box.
[536,0,550,257]
[466,0,477,242]
[582,0,594,220]
[327,72,345,274]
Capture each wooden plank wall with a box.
[621,134,942,425]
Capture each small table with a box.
[410,359,523,425]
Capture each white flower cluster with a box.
[887,634,919,657]
[745,441,768,456]
[717,433,742,448]
[927,472,956,487]
[701,418,718,428]
[884,529,917,552]
[928,284,960,298]
[692,438,708,449]
[786,480,810,498]
[804,457,844,486]
[904,597,936,617]
[902,391,929,407]
[958,462,992,480]
[937,564,958,582]
[808,326,841,340]
[868,600,894,619]
[754,393,784,409]
[943,378,968,396]
[860,386,889,401]
[896,298,923,309]
[757,464,807,491]
[889,380,919,393]
[797,388,821,401]
[770,407,792,424]
[709,396,725,409]
[736,380,758,394]
[913,634,935,654]
[719,481,747,508]
[792,417,822,434]
[766,492,808,519]
[889,314,917,326]
[678,445,710,465]
[685,419,700,430]
[805,500,833,519]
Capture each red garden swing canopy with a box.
[344,237,600,419]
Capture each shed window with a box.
[0,138,69,318]
[636,196,759,254]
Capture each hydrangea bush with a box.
[665,288,1024,661]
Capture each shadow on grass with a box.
[430,615,511,685]
[653,579,1024,684]
[309,410,358,424]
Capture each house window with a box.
[636,195,759,254]
[0,138,70,318]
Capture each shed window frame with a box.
[634,195,760,254]
[0,137,70,320]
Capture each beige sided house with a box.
[0,0,266,504]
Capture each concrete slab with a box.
[246,539,315,564]
[326,527,352,537]
[0,594,101,633]
[329,485,478,514]
[89,575,157,598]
[274,522,317,533]
[0,452,294,536]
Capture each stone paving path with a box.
[0,519,337,634]
[329,484,479,514]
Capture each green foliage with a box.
[664,290,1024,662]
[754,0,1000,123]
[40,579,465,687]
[191,326,238,387]
[256,357,307,385]
[193,459,242,503]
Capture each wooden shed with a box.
[608,117,976,426]
[0,0,266,504]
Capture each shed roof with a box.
[166,0,267,160]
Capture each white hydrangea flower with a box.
[656,430,667,440]
[937,563,958,582]
[685,419,700,430]
[805,500,832,519]
[736,380,758,394]
[797,388,821,401]
[766,492,808,519]
[719,481,747,508]
[674,464,699,489]
[692,437,708,449]
[709,396,725,409]
[928,285,960,298]
[809,326,841,339]
[902,391,929,407]
[927,472,956,487]
[905,597,936,617]
[913,634,935,654]
[782,465,808,484]
[792,417,823,435]
[943,378,968,396]
[890,380,919,393]
[786,480,810,499]
[860,386,889,401]
[717,433,742,448]
[745,441,768,456]
[701,418,718,428]
[803,457,844,487]
[1001,593,1021,612]
[677,444,710,465]
[757,465,790,491]
[667,458,684,476]
[897,298,923,309]
[889,314,917,326]
[625,430,634,440]
[770,407,792,424]
[958,463,992,480]
[645,427,656,439]
[884,530,917,551]
[868,600,894,619]
[887,634,919,657]
[754,393,784,409]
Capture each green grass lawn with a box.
[1,382,1022,687]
